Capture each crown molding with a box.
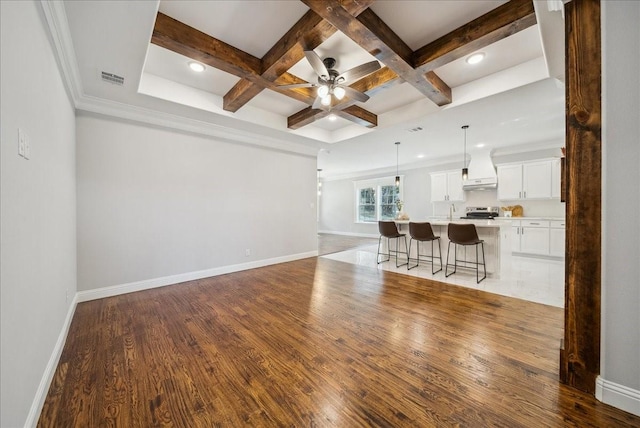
[76,95,320,157]
[39,0,83,105]
[39,1,320,158]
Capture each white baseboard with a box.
[318,230,378,239]
[25,293,79,428]
[77,251,317,302]
[596,375,640,417]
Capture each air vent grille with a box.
[406,126,423,133]
[101,71,124,86]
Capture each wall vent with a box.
[101,71,124,86]
[406,126,424,133]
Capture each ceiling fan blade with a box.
[277,83,315,89]
[311,96,324,109]
[304,50,329,78]
[336,61,381,85]
[341,86,370,103]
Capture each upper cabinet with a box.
[497,159,560,201]
[430,170,465,202]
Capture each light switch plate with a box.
[18,128,26,157]
[23,132,30,159]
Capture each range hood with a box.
[462,150,498,190]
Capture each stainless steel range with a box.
[459,206,500,220]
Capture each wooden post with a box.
[560,0,601,394]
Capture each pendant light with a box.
[461,125,469,180]
[395,141,401,187]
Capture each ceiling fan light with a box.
[317,85,329,98]
[333,86,346,100]
[321,95,331,106]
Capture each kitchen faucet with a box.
[449,203,456,221]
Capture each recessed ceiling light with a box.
[476,143,485,148]
[417,154,425,159]
[188,61,205,72]
[466,52,485,65]
[328,114,337,121]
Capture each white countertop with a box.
[394,219,505,228]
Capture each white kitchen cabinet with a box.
[549,220,566,257]
[497,164,523,200]
[523,161,552,199]
[551,158,561,199]
[497,160,554,200]
[430,170,465,202]
[520,220,550,255]
[511,220,522,252]
[511,219,565,257]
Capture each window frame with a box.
[353,176,404,223]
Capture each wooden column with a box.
[560,0,601,394]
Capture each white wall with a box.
[600,0,640,415]
[76,113,318,292]
[0,2,77,427]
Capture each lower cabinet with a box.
[549,220,566,257]
[511,219,565,257]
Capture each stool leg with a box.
[477,242,487,283]
[445,241,456,277]
[431,239,443,274]
[396,236,408,268]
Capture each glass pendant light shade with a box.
[333,86,346,100]
[321,95,331,106]
[462,167,469,180]
[317,85,329,98]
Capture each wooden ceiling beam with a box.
[288,107,331,130]
[152,13,261,77]
[337,105,377,128]
[224,1,374,112]
[302,0,452,106]
[153,9,381,131]
[413,0,537,72]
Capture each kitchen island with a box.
[394,219,512,278]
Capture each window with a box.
[354,177,403,223]
[358,187,376,222]
[379,185,398,220]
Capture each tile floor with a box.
[321,243,565,308]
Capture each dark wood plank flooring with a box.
[38,257,639,427]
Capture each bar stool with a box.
[407,222,442,274]
[377,221,408,267]
[445,223,486,283]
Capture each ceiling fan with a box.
[279,50,381,110]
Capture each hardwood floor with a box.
[38,257,639,427]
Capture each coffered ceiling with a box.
[59,0,566,177]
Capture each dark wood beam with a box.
[224,1,374,112]
[152,12,261,78]
[337,105,377,128]
[302,0,452,106]
[288,107,331,129]
[223,11,333,112]
[413,0,537,72]
[560,0,601,394]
